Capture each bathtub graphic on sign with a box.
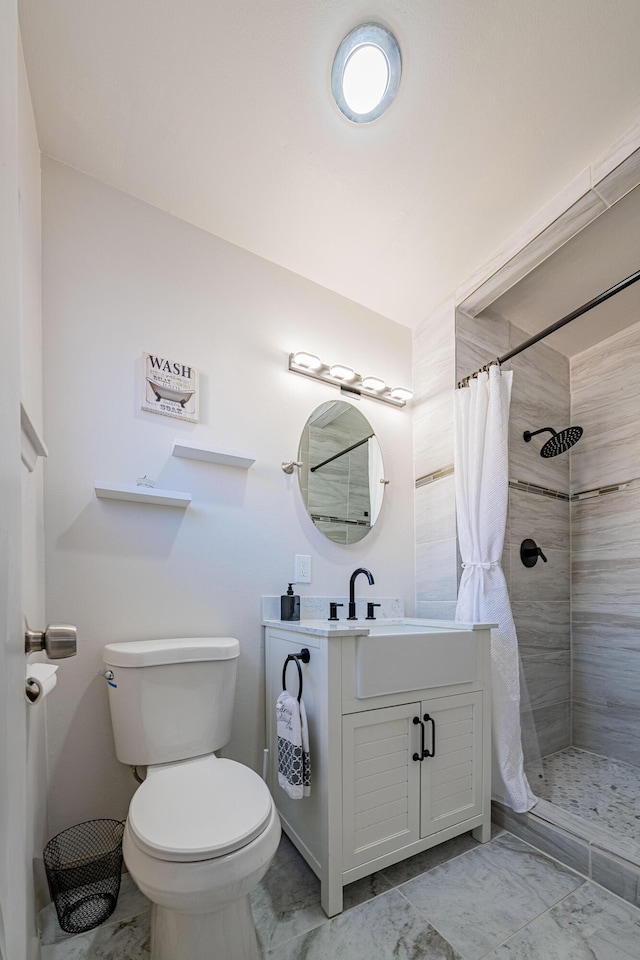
[142,353,199,423]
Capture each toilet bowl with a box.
[102,638,280,960]
[123,757,280,960]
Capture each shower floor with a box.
[526,746,640,843]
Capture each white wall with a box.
[41,159,415,835]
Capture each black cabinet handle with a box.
[423,713,436,758]
[412,716,425,761]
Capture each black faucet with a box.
[348,567,375,620]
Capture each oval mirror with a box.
[298,400,385,543]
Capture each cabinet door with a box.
[343,703,421,870]
[420,691,483,837]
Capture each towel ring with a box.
[282,648,311,702]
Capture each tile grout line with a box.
[393,885,472,960]
[258,918,330,955]
[501,828,590,885]
[475,881,590,959]
[262,836,507,958]
[504,816,640,907]
[261,883,432,957]
[386,832,558,960]
[257,904,333,954]
[391,841,588,960]
[378,836,503,891]
[395,830,590,959]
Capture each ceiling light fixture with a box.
[331,23,401,124]
[289,353,412,408]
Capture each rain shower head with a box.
[523,425,583,458]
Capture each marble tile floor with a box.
[526,746,640,842]
[39,873,150,959]
[39,828,640,959]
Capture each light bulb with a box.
[362,376,386,392]
[342,44,389,115]
[329,364,356,381]
[292,352,322,370]
[389,386,413,402]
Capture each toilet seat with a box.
[127,755,272,862]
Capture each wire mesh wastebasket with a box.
[43,819,125,934]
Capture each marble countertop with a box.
[262,617,496,637]
[262,618,369,637]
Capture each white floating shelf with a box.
[95,483,191,507]
[21,403,48,473]
[171,439,256,469]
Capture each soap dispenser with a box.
[281,583,300,621]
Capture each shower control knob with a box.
[520,539,547,568]
[24,621,77,659]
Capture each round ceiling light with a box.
[331,23,401,124]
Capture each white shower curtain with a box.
[454,366,536,813]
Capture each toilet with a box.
[102,637,280,960]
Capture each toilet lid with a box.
[127,756,273,862]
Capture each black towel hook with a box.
[282,648,311,702]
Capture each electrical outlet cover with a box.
[295,555,312,583]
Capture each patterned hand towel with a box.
[276,691,311,799]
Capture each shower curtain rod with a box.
[309,434,373,472]
[458,267,640,387]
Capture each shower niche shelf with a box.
[94,483,191,508]
[171,439,255,469]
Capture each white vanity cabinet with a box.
[264,618,492,917]
[342,690,484,871]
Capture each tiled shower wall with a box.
[413,301,457,622]
[570,319,640,767]
[413,306,572,759]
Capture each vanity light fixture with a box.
[288,352,413,408]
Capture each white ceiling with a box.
[485,184,640,357]
[18,0,640,328]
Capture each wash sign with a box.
[141,352,199,423]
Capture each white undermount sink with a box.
[356,619,477,698]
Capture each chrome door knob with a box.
[25,621,77,659]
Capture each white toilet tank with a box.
[103,637,240,766]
